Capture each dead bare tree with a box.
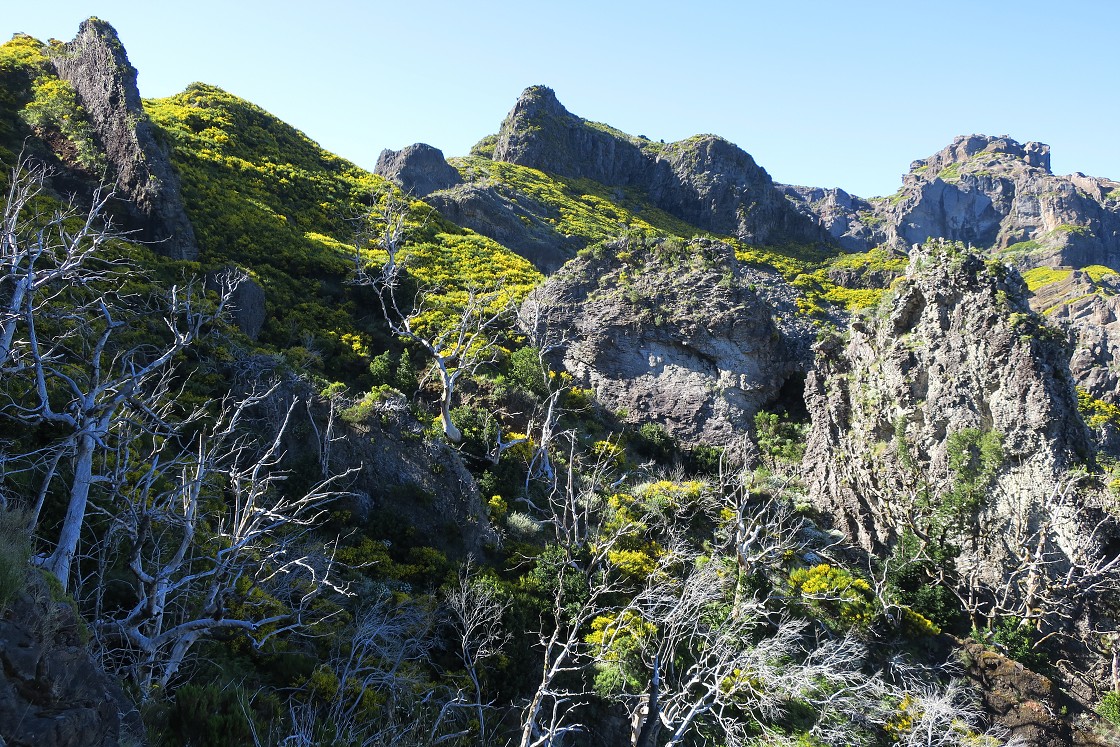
[284,590,477,747]
[514,439,641,747]
[444,558,509,746]
[85,385,354,695]
[11,273,241,589]
[352,190,513,443]
[0,155,120,373]
[0,154,245,590]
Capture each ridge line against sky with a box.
[5,0,1118,198]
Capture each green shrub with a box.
[980,616,1048,671]
[885,531,963,632]
[754,410,807,468]
[0,509,32,610]
[160,682,259,747]
[631,421,675,462]
[942,428,1003,534]
[1097,690,1120,728]
[505,345,548,397]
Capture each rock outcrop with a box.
[526,237,810,446]
[959,640,1112,746]
[328,402,496,556]
[0,573,138,747]
[51,18,198,260]
[275,384,495,557]
[423,177,581,273]
[783,135,1120,267]
[778,185,878,252]
[802,244,1110,602]
[206,270,267,341]
[490,86,827,246]
[1029,270,1120,406]
[374,143,462,197]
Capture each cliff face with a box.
[491,86,827,246]
[804,245,1091,551]
[1030,270,1120,408]
[51,19,198,260]
[526,237,810,446]
[783,135,1120,266]
[801,245,1120,657]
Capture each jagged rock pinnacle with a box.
[51,18,199,260]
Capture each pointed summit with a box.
[490,86,825,245]
[51,18,198,260]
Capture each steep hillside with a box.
[144,83,540,384]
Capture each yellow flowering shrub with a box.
[789,564,875,629]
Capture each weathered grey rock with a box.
[802,246,1117,650]
[492,86,827,246]
[0,573,139,747]
[424,179,580,273]
[374,143,462,197]
[778,185,880,252]
[525,237,811,446]
[51,18,198,260]
[1029,270,1120,403]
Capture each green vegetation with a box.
[0,35,104,169]
[1078,387,1120,430]
[1083,264,1119,282]
[789,564,875,630]
[1097,690,1120,728]
[1022,266,1072,291]
[754,410,807,468]
[145,84,539,388]
[937,161,962,182]
[451,155,699,242]
[0,509,31,610]
[0,28,1077,746]
[1051,223,1093,237]
[943,428,1004,535]
[983,616,1048,671]
[999,238,1044,259]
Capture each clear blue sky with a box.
[6,1,1117,198]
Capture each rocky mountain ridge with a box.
[377,89,1119,285]
[783,134,1120,268]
